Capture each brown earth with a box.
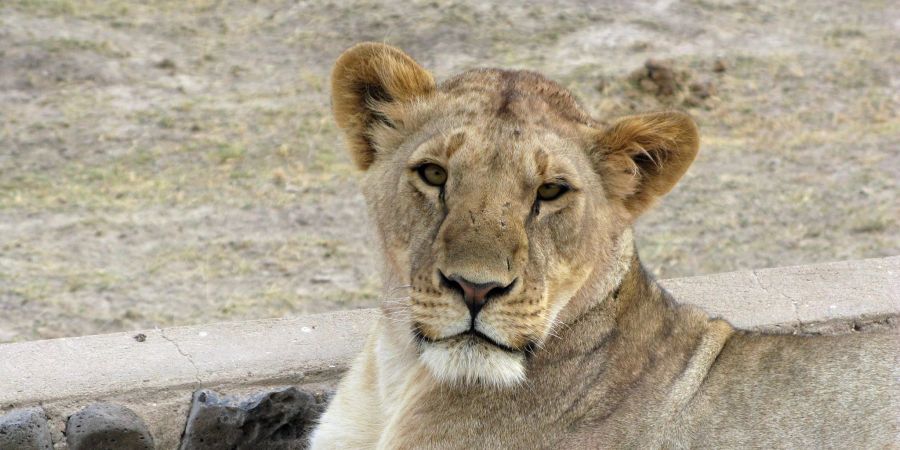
[0,0,897,343]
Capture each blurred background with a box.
[0,0,897,343]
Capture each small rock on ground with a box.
[0,407,53,450]
[66,403,154,450]
[180,387,331,450]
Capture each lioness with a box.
[310,43,899,449]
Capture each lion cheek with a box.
[542,264,593,327]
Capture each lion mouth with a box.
[413,325,534,355]
[412,322,536,386]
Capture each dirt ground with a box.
[1,0,897,343]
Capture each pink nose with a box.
[440,273,515,318]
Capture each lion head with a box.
[330,43,699,387]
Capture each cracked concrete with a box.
[748,269,803,329]
[0,256,897,448]
[160,329,203,385]
[661,256,899,334]
[781,289,803,328]
[0,309,372,448]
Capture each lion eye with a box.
[417,163,447,187]
[536,183,568,201]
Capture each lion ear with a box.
[591,111,699,217]
[331,43,436,170]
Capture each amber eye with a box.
[536,183,568,201]
[417,163,447,187]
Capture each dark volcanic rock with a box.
[628,58,718,108]
[66,403,154,450]
[0,407,53,450]
[642,58,680,96]
[179,387,331,450]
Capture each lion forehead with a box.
[439,68,597,127]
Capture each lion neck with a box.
[538,229,680,363]
[554,227,637,327]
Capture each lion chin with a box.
[419,335,527,387]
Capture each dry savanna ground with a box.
[0,0,897,342]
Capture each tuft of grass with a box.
[37,37,130,58]
[11,0,76,15]
[214,144,246,164]
[850,216,893,234]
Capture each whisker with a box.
[388,284,413,292]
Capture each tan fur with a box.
[311,43,899,449]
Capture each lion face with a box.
[378,123,610,386]
[331,44,699,387]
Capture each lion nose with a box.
[440,272,516,318]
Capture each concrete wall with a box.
[1,256,897,448]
